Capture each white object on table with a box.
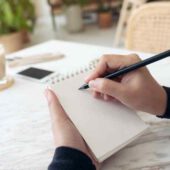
[1,40,170,170]
[7,53,64,68]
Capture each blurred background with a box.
[0,0,169,54]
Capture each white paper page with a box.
[51,71,148,162]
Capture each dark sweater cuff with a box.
[157,87,170,119]
[48,147,96,170]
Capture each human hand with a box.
[45,88,99,169]
[86,54,167,116]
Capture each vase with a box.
[65,5,84,33]
[21,30,30,44]
[0,31,24,54]
[98,11,113,28]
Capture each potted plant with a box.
[0,0,35,53]
[97,0,113,28]
[62,0,89,32]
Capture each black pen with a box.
[79,49,170,90]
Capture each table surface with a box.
[1,40,170,170]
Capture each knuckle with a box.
[98,80,107,91]
[127,54,141,64]
[131,54,141,61]
[101,55,110,63]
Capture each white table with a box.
[1,40,170,170]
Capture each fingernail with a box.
[84,76,90,82]
[45,89,52,103]
[89,80,97,88]
[47,85,52,90]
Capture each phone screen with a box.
[17,67,54,79]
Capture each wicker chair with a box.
[114,0,147,47]
[126,2,170,53]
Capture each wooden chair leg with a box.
[51,10,57,31]
[114,0,129,47]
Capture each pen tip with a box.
[78,84,89,90]
[79,87,83,90]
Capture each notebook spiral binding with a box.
[51,58,100,84]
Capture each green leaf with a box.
[0,0,35,35]
[2,2,14,26]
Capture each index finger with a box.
[85,54,127,83]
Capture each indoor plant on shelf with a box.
[0,0,35,53]
[63,0,89,32]
[97,0,113,28]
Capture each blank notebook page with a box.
[51,71,148,162]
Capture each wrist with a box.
[157,87,170,118]
[155,86,167,116]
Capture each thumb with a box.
[45,88,68,122]
[89,78,124,100]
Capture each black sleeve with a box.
[48,147,96,170]
[157,87,170,119]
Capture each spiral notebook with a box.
[51,63,148,162]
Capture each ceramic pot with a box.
[0,31,24,53]
[98,11,113,28]
[65,5,84,33]
[21,30,30,43]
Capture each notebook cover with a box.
[51,71,148,162]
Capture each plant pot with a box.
[21,30,30,44]
[98,11,113,28]
[65,5,84,33]
[0,31,24,54]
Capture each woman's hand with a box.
[45,88,99,169]
[86,54,167,116]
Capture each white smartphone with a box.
[17,67,57,83]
